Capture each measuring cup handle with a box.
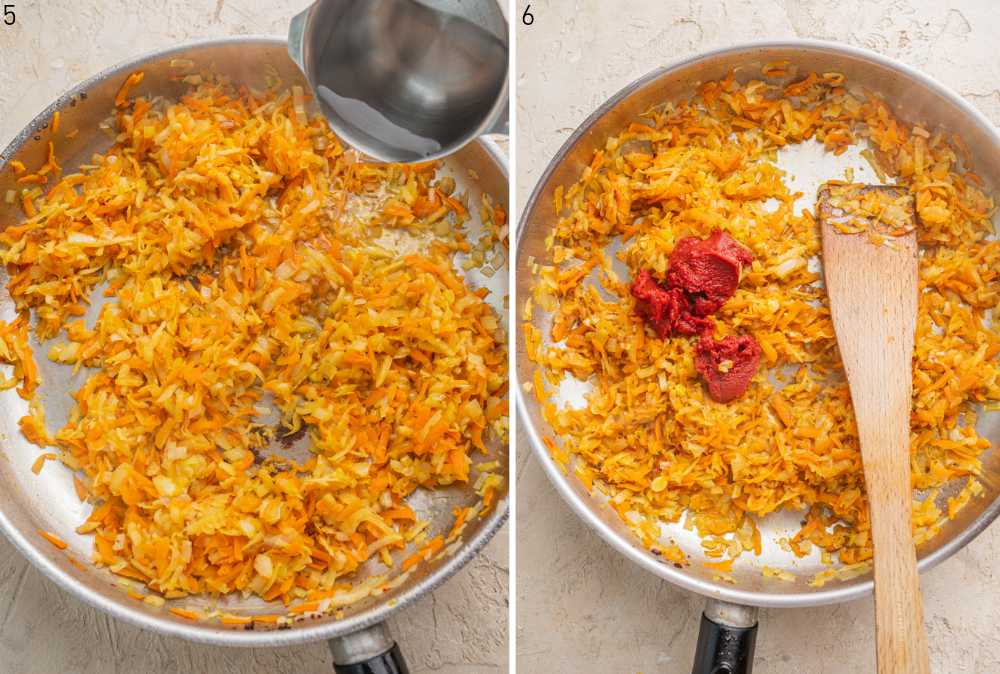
[329,623,410,674]
[691,600,758,674]
[287,6,311,73]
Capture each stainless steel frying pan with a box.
[0,37,509,671]
[515,39,1000,673]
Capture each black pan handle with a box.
[333,642,408,674]
[691,600,758,674]
[330,623,410,674]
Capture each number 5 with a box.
[2,5,13,25]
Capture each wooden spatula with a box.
[818,183,930,674]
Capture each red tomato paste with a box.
[630,270,713,338]
[667,229,754,316]
[630,229,760,402]
[694,334,762,404]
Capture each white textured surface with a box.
[516,1,1000,672]
[0,2,507,672]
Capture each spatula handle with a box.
[859,423,930,674]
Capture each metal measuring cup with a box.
[288,0,508,163]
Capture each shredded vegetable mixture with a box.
[818,182,916,244]
[0,73,508,609]
[526,66,999,573]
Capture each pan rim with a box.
[515,36,1000,609]
[0,35,510,646]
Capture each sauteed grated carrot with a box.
[528,66,999,569]
[0,72,507,608]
